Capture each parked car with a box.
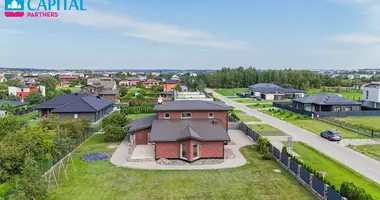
[320,130,342,141]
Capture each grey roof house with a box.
[35,93,114,122]
[126,100,232,162]
[292,94,361,112]
[248,83,304,100]
[0,100,28,116]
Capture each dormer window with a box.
[164,113,170,119]
[181,112,192,119]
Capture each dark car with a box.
[320,130,342,141]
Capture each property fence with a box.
[238,122,346,200]
[273,102,380,118]
[318,118,380,138]
[13,107,36,116]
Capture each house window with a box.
[181,112,192,119]
[193,144,199,159]
[74,114,78,118]
[208,112,214,118]
[366,91,369,99]
[164,113,170,119]
[180,144,187,159]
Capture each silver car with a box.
[320,130,342,141]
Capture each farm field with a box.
[262,109,368,139]
[348,144,380,162]
[214,88,247,96]
[249,124,286,136]
[338,117,380,130]
[46,134,314,200]
[291,142,380,199]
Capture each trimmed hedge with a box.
[340,182,374,200]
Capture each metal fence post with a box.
[287,157,291,169]
[324,184,329,199]
[297,164,301,177]
[309,173,314,187]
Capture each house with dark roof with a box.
[0,100,28,116]
[248,83,304,100]
[292,94,361,112]
[127,100,231,162]
[35,93,114,122]
[82,80,118,101]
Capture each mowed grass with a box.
[214,88,247,96]
[47,134,314,200]
[235,99,291,104]
[291,142,380,199]
[338,117,380,130]
[250,124,286,136]
[349,144,380,162]
[232,109,246,115]
[239,115,261,122]
[247,103,273,109]
[291,120,369,139]
[126,113,156,120]
[56,87,81,92]
[306,91,362,100]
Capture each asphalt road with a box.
[207,89,380,184]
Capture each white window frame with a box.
[180,143,187,159]
[193,144,200,159]
[74,113,78,118]
[181,112,192,119]
[208,112,214,118]
[164,113,170,119]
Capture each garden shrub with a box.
[104,125,127,142]
[340,182,373,200]
[257,137,271,160]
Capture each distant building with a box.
[248,83,304,100]
[8,85,46,101]
[363,83,380,108]
[0,100,28,116]
[292,94,361,112]
[174,91,213,101]
[0,74,7,83]
[170,74,180,81]
[162,80,179,92]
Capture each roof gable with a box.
[178,125,203,141]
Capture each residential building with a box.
[127,100,231,162]
[0,100,27,116]
[144,79,160,87]
[0,74,7,83]
[58,75,77,87]
[8,85,46,101]
[174,91,213,101]
[170,74,180,81]
[248,83,304,100]
[82,80,118,101]
[162,80,179,92]
[35,93,114,122]
[292,94,361,112]
[353,82,371,90]
[363,83,380,108]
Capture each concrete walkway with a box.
[110,130,254,170]
[207,88,380,184]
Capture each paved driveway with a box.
[207,88,380,184]
[130,145,155,160]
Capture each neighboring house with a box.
[144,79,160,87]
[0,75,7,83]
[162,80,179,92]
[8,85,46,101]
[353,82,371,90]
[292,94,361,112]
[180,85,188,92]
[35,93,114,122]
[170,74,180,81]
[58,75,77,87]
[127,100,231,162]
[248,83,304,100]
[119,77,141,86]
[82,81,118,101]
[0,100,27,116]
[363,83,380,108]
[174,91,213,101]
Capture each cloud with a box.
[327,33,380,44]
[57,9,251,50]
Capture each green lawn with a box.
[238,115,261,122]
[214,88,247,96]
[47,134,314,200]
[338,117,380,130]
[17,111,38,122]
[127,113,156,120]
[349,144,380,162]
[306,91,362,100]
[291,120,369,139]
[56,87,81,92]
[247,103,273,109]
[250,124,286,136]
[291,142,380,199]
[235,99,291,104]
[232,109,246,115]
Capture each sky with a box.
[1,0,380,70]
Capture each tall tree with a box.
[24,91,44,105]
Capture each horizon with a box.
[2,0,380,69]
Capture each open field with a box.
[338,117,380,130]
[246,103,273,109]
[235,99,291,104]
[214,88,248,96]
[262,109,368,139]
[291,142,380,199]
[349,144,380,162]
[47,134,314,200]
[250,124,286,136]
[238,115,261,122]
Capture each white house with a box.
[363,82,380,108]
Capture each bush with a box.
[257,137,272,160]
[281,146,288,154]
[340,182,373,200]
[123,105,154,114]
[230,112,240,121]
[104,125,127,142]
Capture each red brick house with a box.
[127,100,231,162]
[162,80,179,92]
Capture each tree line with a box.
[198,67,361,90]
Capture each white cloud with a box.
[327,33,380,44]
[57,9,251,51]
